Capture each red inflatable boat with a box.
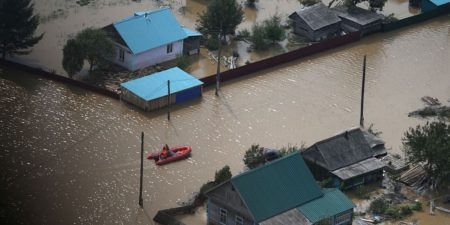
[147,146,192,165]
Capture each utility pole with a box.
[139,132,144,207]
[360,55,366,128]
[215,23,223,96]
[167,80,171,121]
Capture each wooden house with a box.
[206,152,355,225]
[331,6,384,36]
[103,8,201,71]
[289,3,342,42]
[362,129,387,158]
[302,127,385,190]
[120,67,203,111]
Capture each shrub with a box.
[370,198,389,214]
[243,144,265,169]
[411,200,422,211]
[250,23,269,50]
[355,185,370,199]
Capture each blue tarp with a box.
[120,67,203,101]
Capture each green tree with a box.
[196,0,244,40]
[249,15,286,50]
[263,15,286,44]
[76,28,114,72]
[214,165,232,183]
[250,23,269,50]
[402,121,450,187]
[0,0,43,59]
[62,39,84,78]
[243,144,265,169]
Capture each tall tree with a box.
[0,0,43,59]
[62,39,84,78]
[402,121,450,188]
[75,28,114,72]
[196,0,244,40]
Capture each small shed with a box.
[120,67,203,111]
[289,3,342,42]
[182,27,202,55]
[302,127,385,190]
[332,6,384,36]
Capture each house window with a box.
[166,43,173,53]
[235,216,243,225]
[219,208,227,224]
[119,49,125,62]
[335,211,352,225]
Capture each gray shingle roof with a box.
[302,127,374,171]
[332,6,384,26]
[290,3,341,30]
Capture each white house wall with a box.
[112,44,134,70]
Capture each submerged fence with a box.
[0,59,120,99]
[200,31,362,85]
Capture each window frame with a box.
[219,208,227,225]
[235,215,243,225]
[119,48,125,62]
[166,43,173,53]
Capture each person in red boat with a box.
[160,144,173,160]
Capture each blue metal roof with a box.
[298,188,355,223]
[231,153,323,222]
[430,0,450,5]
[182,27,202,37]
[120,67,203,101]
[113,8,187,54]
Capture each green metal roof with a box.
[298,188,355,223]
[231,152,323,222]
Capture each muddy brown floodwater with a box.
[1,0,450,224]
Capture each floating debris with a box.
[421,96,441,106]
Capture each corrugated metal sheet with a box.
[113,8,187,54]
[298,188,355,224]
[231,153,323,223]
[120,67,203,101]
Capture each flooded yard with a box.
[13,0,419,77]
[1,0,449,225]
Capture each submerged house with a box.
[289,3,342,42]
[206,152,355,225]
[302,127,385,190]
[103,7,201,71]
[331,6,384,36]
[120,67,203,111]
